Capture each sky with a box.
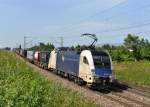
[0,0,150,48]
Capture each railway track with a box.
[106,91,150,107]
[103,93,146,107]
[110,82,150,98]
[84,84,150,107]
[18,55,150,107]
[127,86,150,98]
[105,83,150,107]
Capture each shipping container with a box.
[27,51,34,62]
[48,50,57,70]
[39,51,50,68]
[20,49,27,57]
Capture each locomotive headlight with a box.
[109,75,112,78]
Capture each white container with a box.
[27,51,34,61]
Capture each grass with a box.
[0,50,99,107]
[114,61,150,87]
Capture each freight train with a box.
[14,48,113,88]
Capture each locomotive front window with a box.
[93,55,110,68]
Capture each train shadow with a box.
[91,79,131,94]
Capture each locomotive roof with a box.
[91,50,109,56]
[57,50,81,55]
[56,49,109,56]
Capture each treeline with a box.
[70,34,150,62]
[28,34,150,62]
[101,34,150,62]
[0,47,11,51]
[28,42,55,51]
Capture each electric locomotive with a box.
[48,49,113,88]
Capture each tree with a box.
[74,45,81,51]
[29,42,55,51]
[70,46,75,50]
[124,34,141,61]
[140,46,150,60]
[4,47,11,51]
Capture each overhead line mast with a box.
[24,36,27,50]
[60,36,64,47]
[24,36,35,50]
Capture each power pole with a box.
[24,36,35,50]
[24,36,27,49]
[60,36,63,47]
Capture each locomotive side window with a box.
[83,57,89,65]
